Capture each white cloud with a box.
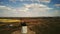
[9,0,24,2]
[52,10,60,16]
[0,6,12,11]
[0,5,31,17]
[39,0,51,3]
[55,4,60,8]
[9,0,50,3]
[0,3,57,17]
[0,6,17,17]
[9,0,16,2]
[0,2,4,4]
[15,3,52,17]
[19,0,51,3]
[23,3,52,12]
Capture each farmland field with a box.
[0,17,60,34]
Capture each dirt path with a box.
[11,27,35,34]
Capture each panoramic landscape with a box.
[0,17,60,34]
[0,0,60,34]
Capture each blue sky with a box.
[0,0,60,17]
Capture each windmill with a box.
[21,0,41,34]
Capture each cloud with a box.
[0,6,12,10]
[15,3,53,17]
[39,0,51,3]
[9,0,17,3]
[23,3,52,12]
[52,10,60,16]
[19,0,51,3]
[9,0,24,2]
[0,5,31,17]
[0,6,17,17]
[0,2,4,4]
[9,0,50,3]
[0,6,17,12]
[55,4,60,7]
[0,3,58,17]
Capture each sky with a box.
[0,0,60,17]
